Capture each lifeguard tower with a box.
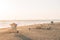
[10,23,17,33]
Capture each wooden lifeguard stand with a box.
[10,23,17,33]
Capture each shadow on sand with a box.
[15,33,32,40]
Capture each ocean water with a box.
[0,20,60,28]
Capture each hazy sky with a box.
[0,0,60,20]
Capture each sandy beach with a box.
[0,22,60,40]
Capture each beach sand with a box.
[0,22,60,40]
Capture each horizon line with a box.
[0,19,60,22]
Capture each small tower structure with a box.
[10,23,17,33]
